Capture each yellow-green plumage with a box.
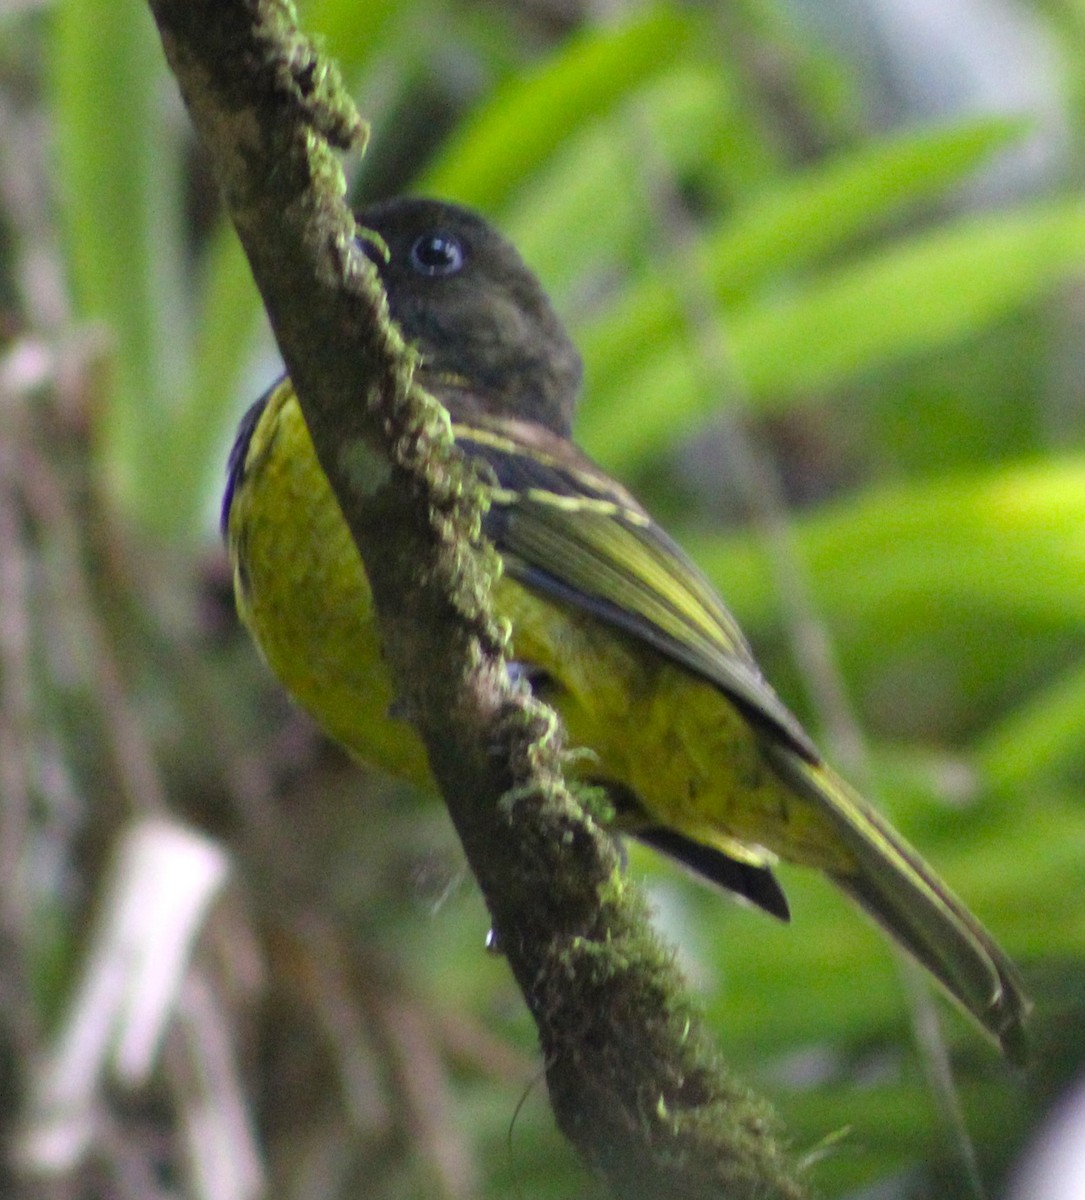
[225,198,1030,1061]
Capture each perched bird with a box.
[223,197,1030,1061]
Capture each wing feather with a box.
[454,420,818,763]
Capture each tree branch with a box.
[145,1,808,1195]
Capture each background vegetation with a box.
[1,0,1084,1197]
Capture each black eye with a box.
[409,232,465,276]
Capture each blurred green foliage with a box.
[6,0,1084,1197]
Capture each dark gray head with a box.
[357,198,582,436]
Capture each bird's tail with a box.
[764,745,1031,1064]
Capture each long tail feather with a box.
[764,746,1031,1063]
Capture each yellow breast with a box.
[226,386,850,872]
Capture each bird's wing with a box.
[453,420,819,764]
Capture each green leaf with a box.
[503,62,780,306]
[734,200,1085,395]
[51,0,190,520]
[977,658,1085,790]
[579,200,1085,469]
[684,458,1085,632]
[421,6,696,209]
[502,68,722,298]
[715,116,1025,300]
[301,0,401,71]
[576,119,1023,402]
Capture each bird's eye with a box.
[409,232,465,276]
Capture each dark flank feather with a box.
[635,826,791,921]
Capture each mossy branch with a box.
[145,1,808,1195]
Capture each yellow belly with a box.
[227,388,850,872]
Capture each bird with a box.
[223,196,1031,1062]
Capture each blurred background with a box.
[1,0,1084,1197]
